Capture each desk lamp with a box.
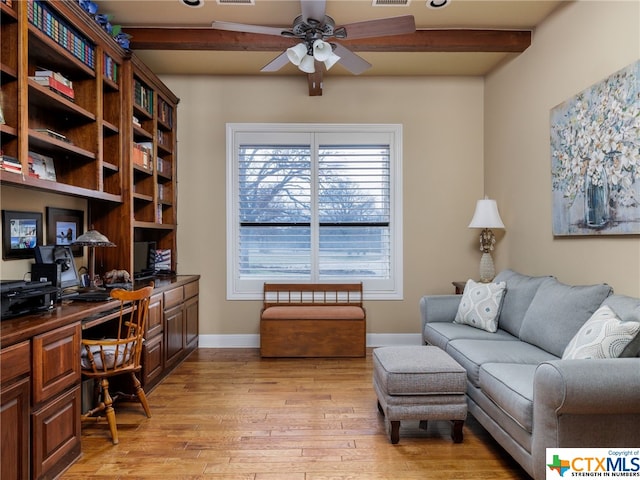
[72,229,115,291]
[468,197,505,282]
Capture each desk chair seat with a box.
[80,284,154,444]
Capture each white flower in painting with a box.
[551,63,640,215]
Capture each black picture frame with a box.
[46,207,84,257]
[2,210,43,260]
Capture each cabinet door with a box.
[32,323,81,406]
[164,305,184,368]
[1,377,30,480]
[185,295,199,351]
[142,333,163,389]
[147,293,163,339]
[31,385,81,480]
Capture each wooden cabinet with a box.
[163,278,199,373]
[0,341,31,480]
[142,292,164,389]
[0,323,81,480]
[1,0,179,281]
[31,322,81,480]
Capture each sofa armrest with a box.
[531,358,640,480]
[419,295,461,332]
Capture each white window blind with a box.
[227,124,403,299]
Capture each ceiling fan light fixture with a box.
[298,54,316,73]
[312,39,332,61]
[286,42,308,66]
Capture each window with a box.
[226,124,403,299]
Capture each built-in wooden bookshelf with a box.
[0,0,179,277]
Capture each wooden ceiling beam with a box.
[125,28,531,53]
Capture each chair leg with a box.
[101,378,119,445]
[130,373,151,418]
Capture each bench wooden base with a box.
[260,318,366,358]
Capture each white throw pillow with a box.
[454,279,506,333]
[562,305,640,359]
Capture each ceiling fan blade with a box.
[307,68,323,96]
[300,0,326,24]
[332,43,371,75]
[211,21,287,37]
[340,15,416,40]
[261,52,291,72]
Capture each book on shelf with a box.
[34,69,73,88]
[0,154,22,174]
[132,142,151,168]
[34,128,70,143]
[28,151,56,181]
[29,75,75,101]
[2,0,14,8]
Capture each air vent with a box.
[217,0,254,4]
[372,0,410,6]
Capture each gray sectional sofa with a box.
[420,269,640,480]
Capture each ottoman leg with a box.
[390,421,400,444]
[419,420,428,430]
[451,420,464,443]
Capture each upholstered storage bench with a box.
[260,283,366,358]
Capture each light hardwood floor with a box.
[63,348,531,479]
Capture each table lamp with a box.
[72,229,115,291]
[468,197,505,282]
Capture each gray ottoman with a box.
[373,345,468,444]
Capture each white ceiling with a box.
[93,0,568,76]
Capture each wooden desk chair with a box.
[80,283,154,444]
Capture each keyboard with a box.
[74,291,112,302]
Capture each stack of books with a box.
[29,70,74,101]
[0,153,21,174]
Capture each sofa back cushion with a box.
[518,278,612,356]
[601,294,640,357]
[493,269,553,337]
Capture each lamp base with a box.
[479,252,495,283]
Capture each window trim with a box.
[226,123,403,300]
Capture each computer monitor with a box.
[34,245,82,290]
[133,241,156,279]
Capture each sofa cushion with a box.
[454,279,506,333]
[562,305,640,359]
[602,295,640,357]
[493,269,553,337]
[445,339,556,387]
[424,323,518,350]
[518,278,612,357]
[479,363,537,433]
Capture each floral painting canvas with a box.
[551,60,640,235]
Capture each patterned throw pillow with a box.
[562,305,640,359]
[454,279,507,333]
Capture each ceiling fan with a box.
[210,0,415,96]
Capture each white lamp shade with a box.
[298,54,316,73]
[286,43,307,66]
[312,40,332,61]
[323,51,341,70]
[468,198,505,229]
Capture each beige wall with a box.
[485,0,640,296]
[160,75,485,336]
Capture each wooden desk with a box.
[0,275,199,480]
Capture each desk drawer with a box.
[1,341,31,384]
[164,286,183,310]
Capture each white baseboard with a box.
[198,333,422,349]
